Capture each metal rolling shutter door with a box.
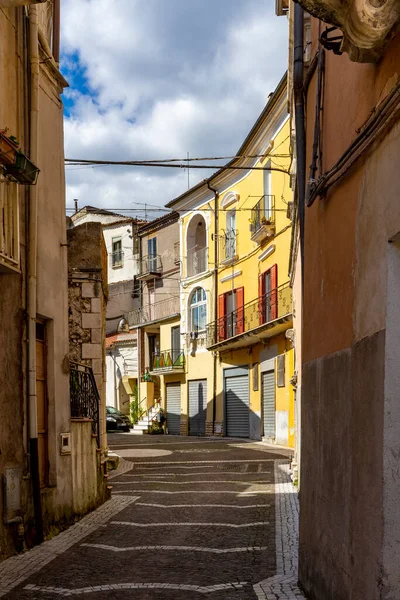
[166,383,181,435]
[189,380,207,436]
[262,371,275,438]
[225,374,249,438]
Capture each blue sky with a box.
[61,0,288,217]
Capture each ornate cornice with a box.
[297,0,400,62]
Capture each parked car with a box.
[106,406,132,432]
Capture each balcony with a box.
[150,349,185,375]
[187,246,207,278]
[250,195,275,244]
[137,254,162,280]
[69,362,100,447]
[206,282,292,351]
[128,296,180,327]
[0,178,19,273]
[110,249,124,269]
[220,229,238,266]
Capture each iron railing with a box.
[128,295,180,326]
[70,361,100,446]
[220,229,238,263]
[206,282,292,347]
[187,246,207,277]
[139,254,162,276]
[250,195,275,235]
[152,349,185,371]
[110,249,124,268]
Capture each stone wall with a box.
[67,222,108,449]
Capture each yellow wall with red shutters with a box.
[178,110,295,446]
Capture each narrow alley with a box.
[0,437,304,600]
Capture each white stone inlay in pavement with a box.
[138,464,216,470]
[136,502,269,509]
[111,520,268,528]
[115,448,173,458]
[113,489,270,495]
[112,479,267,485]
[0,496,139,599]
[24,582,248,596]
[253,460,307,599]
[119,471,271,478]
[132,459,275,465]
[81,543,268,554]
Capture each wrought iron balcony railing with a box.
[250,195,275,243]
[69,361,100,447]
[187,246,208,277]
[138,254,162,279]
[206,282,292,348]
[220,228,238,264]
[151,349,185,372]
[128,295,180,326]
[110,249,124,268]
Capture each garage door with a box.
[166,383,181,435]
[262,370,275,439]
[189,380,207,436]
[225,369,249,438]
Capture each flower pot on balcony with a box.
[4,152,40,185]
[0,132,18,166]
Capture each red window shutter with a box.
[218,294,226,341]
[258,273,265,325]
[270,264,278,320]
[235,287,245,334]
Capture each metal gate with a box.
[166,382,181,435]
[262,370,275,439]
[225,368,249,438]
[189,380,207,436]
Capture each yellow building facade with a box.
[166,75,295,447]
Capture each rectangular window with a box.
[112,237,123,268]
[147,237,157,272]
[225,210,237,260]
[259,264,278,324]
[263,160,272,220]
[218,287,244,340]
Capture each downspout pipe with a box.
[207,181,219,435]
[293,1,306,292]
[28,5,43,544]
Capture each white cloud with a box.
[61,0,288,212]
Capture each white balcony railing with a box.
[0,178,19,272]
[187,246,207,277]
[128,296,180,327]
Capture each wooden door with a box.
[36,322,48,488]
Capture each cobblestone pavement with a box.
[0,436,306,599]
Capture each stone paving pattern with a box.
[0,436,307,599]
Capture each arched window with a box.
[186,215,207,276]
[189,287,207,332]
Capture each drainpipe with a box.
[207,181,219,435]
[27,5,43,544]
[293,1,306,292]
[293,1,306,492]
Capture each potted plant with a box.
[4,151,40,185]
[261,216,272,226]
[0,130,19,166]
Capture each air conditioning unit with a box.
[0,0,47,7]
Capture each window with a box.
[218,287,244,341]
[147,237,157,272]
[225,210,237,260]
[190,287,207,332]
[263,160,272,220]
[258,264,278,324]
[112,237,123,268]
